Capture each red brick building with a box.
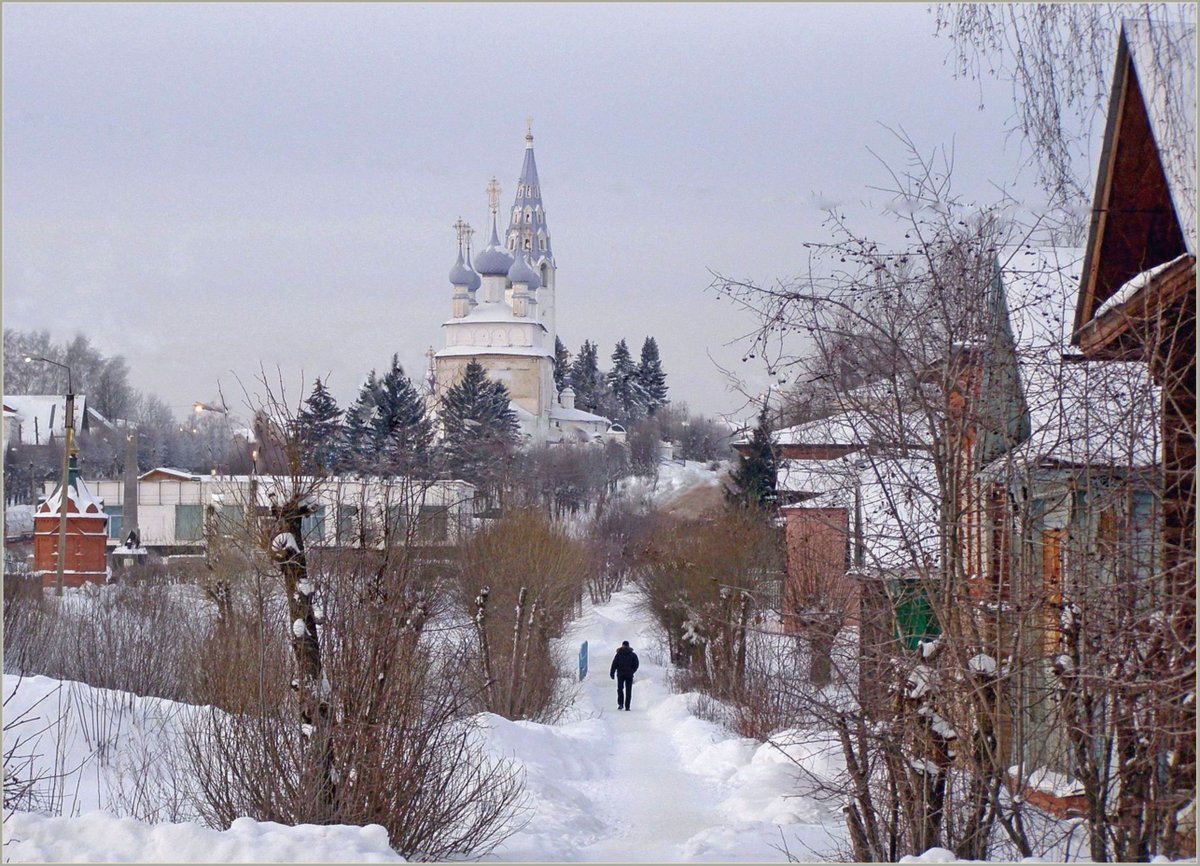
[34,455,108,588]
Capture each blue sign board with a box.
[579,641,588,681]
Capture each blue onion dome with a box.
[449,251,473,287]
[466,262,482,292]
[474,219,514,276]
[507,251,541,289]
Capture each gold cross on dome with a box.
[526,117,534,142]
[486,177,501,216]
[453,217,468,246]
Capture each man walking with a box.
[609,640,639,711]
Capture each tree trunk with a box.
[270,495,335,821]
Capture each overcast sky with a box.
[4,2,1072,423]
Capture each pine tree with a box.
[440,359,520,485]
[727,406,777,510]
[374,354,433,475]
[569,340,606,414]
[344,357,431,475]
[606,339,650,425]
[553,337,571,394]
[636,337,669,415]
[295,378,344,473]
[344,370,381,472]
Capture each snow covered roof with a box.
[442,302,548,328]
[38,475,105,516]
[782,451,941,573]
[138,467,200,482]
[3,394,89,444]
[772,407,932,451]
[995,246,1083,361]
[1125,18,1197,255]
[436,345,553,360]
[550,405,610,424]
[984,359,1161,474]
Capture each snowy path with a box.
[482,589,848,862]
[556,599,725,861]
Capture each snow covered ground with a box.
[476,588,849,861]
[3,587,849,863]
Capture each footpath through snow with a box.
[478,588,848,861]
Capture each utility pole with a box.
[27,356,75,597]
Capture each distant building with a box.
[33,454,108,587]
[75,470,477,553]
[2,394,111,446]
[433,127,616,445]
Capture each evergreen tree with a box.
[440,359,520,486]
[374,354,433,475]
[345,357,431,475]
[553,336,571,394]
[636,336,669,415]
[569,340,606,414]
[295,378,344,473]
[606,339,650,425]
[344,370,381,472]
[727,406,777,510]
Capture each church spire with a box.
[506,122,553,265]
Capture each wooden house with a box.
[1070,19,1195,847]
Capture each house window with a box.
[301,506,326,544]
[218,505,243,535]
[336,505,359,544]
[107,505,123,540]
[417,505,449,543]
[176,504,204,542]
[385,506,408,538]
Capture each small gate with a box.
[578,641,588,681]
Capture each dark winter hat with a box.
[622,641,630,647]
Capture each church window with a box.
[524,237,532,250]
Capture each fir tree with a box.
[295,378,344,473]
[345,356,431,475]
[636,336,669,415]
[606,339,650,425]
[553,336,571,394]
[569,340,606,414]
[374,354,433,474]
[440,359,520,486]
[344,369,381,472]
[727,405,777,510]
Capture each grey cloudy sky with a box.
[4,2,1063,422]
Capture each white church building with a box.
[433,127,618,445]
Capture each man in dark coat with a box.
[609,640,639,711]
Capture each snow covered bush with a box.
[456,508,589,722]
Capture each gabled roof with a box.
[138,467,199,482]
[781,451,941,573]
[3,395,90,443]
[1074,20,1196,340]
[986,359,1161,474]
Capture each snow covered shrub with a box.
[184,551,527,860]
[638,509,783,701]
[456,508,589,722]
[3,580,212,702]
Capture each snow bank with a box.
[2,674,201,820]
[614,460,727,513]
[2,811,404,862]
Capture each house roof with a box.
[1074,19,1196,340]
[984,359,1161,475]
[781,451,941,573]
[3,395,89,443]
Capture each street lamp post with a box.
[26,356,74,596]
